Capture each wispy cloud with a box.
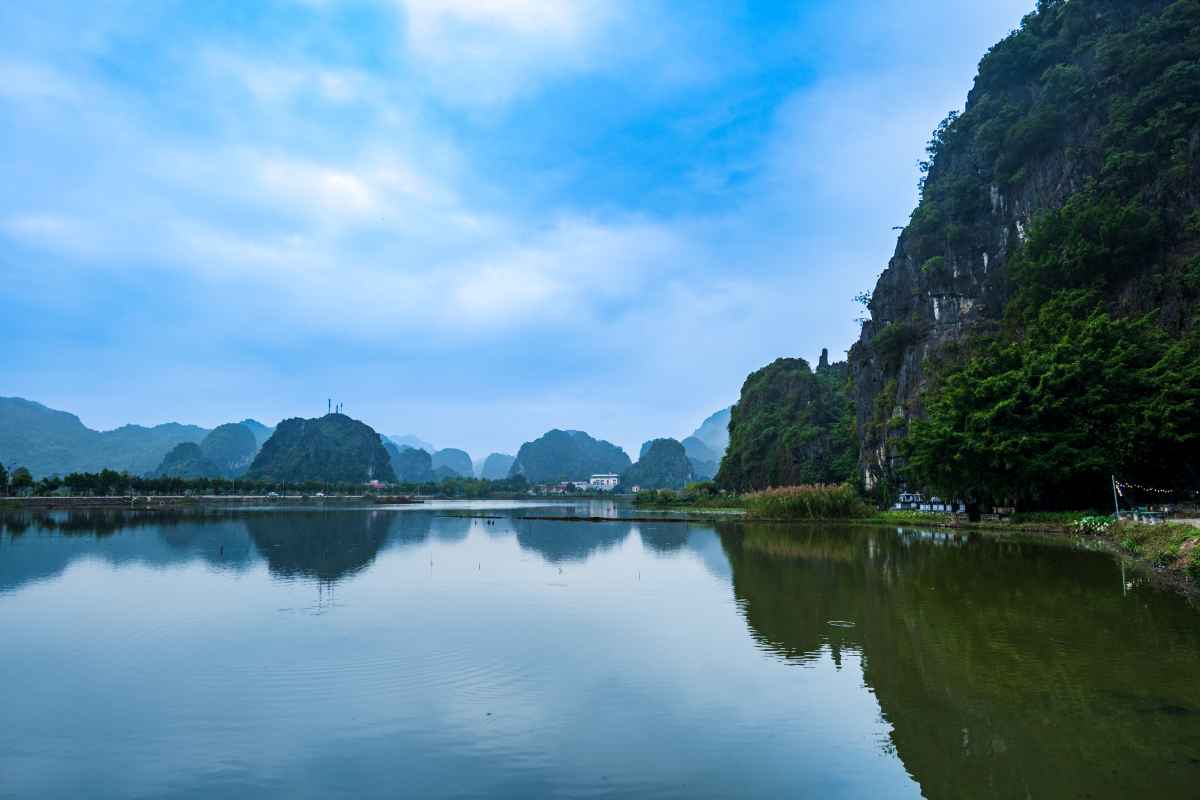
[0,0,1035,456]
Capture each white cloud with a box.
[392,0,613,103]
[400,0,585,35]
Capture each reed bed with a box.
[743,484,872,520]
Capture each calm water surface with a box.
[1,501,1198,799]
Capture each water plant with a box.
[743,484,872,520]
[1073,516,1113,535]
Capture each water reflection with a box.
[516,518,631,563]
[245,510,395,583]
[722,524,1200,799]
[5,507,1200,800]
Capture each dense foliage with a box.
[246,414,398,484]
[152,442,223,480]
[898,0,1200,507]
[621,438,694,490]
[905,292,1200,506]
[718,356,858,492]
[508,429,631,482]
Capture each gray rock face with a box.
[850,1,1175,491]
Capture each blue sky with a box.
[1,0,1034,460]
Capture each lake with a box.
[1,500,1198,799]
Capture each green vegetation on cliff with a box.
[153,442,223,480]
[245,414,398,484]
[621,439,693,490]
[392,448,437,483]
[897,0,1200,507]
[508,430,630,483]
[199,423,258,478]
[718,353,858,493]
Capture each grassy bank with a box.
[1108,520,1200,581]
[632,487,744,510]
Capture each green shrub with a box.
[870,323,919,370]
[1073,516,1113,535]
[743,484,872,520]
[1186,561,1200,582]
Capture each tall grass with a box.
[743,484,872,520]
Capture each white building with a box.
[589,474,620,489]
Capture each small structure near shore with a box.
[891,492,965,513]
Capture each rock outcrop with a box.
[851,0,1200,492]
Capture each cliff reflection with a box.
[246,510,395,583]
[517,518,631,563]
[723,524,1200,800]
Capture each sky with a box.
[1,0,1035,460]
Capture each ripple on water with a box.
[485,714,537,735]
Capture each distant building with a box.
[589,474,620,489]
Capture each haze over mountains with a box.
[1,395,732,486]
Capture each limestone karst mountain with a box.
[508,430,630,483]
[152,442,223,480]
[245,413,398,484]
[200,423,258,477]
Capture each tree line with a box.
[1,467,532,499]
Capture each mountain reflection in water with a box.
[2,507,1199,799]
[723,524,1200,799]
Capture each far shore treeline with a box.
[14,470,534,499]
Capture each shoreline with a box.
[5,498,1196,600]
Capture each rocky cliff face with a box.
[852,0,1197,492]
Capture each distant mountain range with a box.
[387,434,436,453]
[2,395,728,485]
[690,407,731,454]
[0,397,276,479]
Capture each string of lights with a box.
[1114,481,1180,496]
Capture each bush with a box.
[1073,516,1113,535]
[743,484,872,520]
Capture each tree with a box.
[11,467,34,496]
